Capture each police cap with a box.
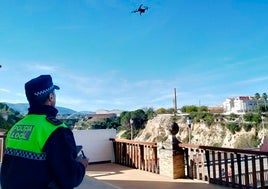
[25,75,60,103]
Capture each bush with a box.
[234,134,260,148]
[244,113,261,123]
[212,143,222,147]
[243,123,253,132]
[145,133,152,140]
[226,122,240,134]
[120,129,139,140]
[250,135,261,147]
[229,113,238,121]
[189,112,214,127]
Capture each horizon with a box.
[1,1,268,111]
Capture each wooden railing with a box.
[180,143,268,189]
[110,138,159,173]
[111,139,268,189]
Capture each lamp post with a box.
[187,116,192,144]
[130,118,134,140]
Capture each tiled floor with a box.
[85,163,230,189]
[0,163,230,189]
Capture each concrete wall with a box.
[73,129,116,163]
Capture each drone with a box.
[131,4,149,15]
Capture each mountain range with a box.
[5,103,94,115]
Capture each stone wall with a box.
[159,148,185,179]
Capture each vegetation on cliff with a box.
[135,106,267,148]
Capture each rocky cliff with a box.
[135,114,264,148]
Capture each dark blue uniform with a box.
[1,105,85,189]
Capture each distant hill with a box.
[3,103,122,117]
[6,103,77,115]
[66,111,95,119]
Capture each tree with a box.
[144,107,156,120]
[181,105,199,113]
[119,109,148,139]
[120,111,132,130]
[262,93,267,111]
[255,93,261,108]
[198,106,208,112]
[131,109,147,130]
[156,108,166,114]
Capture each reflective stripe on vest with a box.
[6,115,67,159]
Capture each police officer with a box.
[1,75,88,189]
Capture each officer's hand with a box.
[77,154,89,169]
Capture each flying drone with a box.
[131,4,149,15]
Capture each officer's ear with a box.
[44,91,56,106]
[48,92,55,101]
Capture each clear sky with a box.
[1,0,268,112]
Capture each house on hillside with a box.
[223,96,266,114]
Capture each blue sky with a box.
[1,0,268,112]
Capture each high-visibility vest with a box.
[5,115,66,159]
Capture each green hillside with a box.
[0,103,23,130]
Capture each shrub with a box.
[234,134,261,148]
[226,122,240,134]
[244,112,261,123]
[145,133,152,140]
[251,135,261,147]
[243,123,253,132]
[212,143,222,147]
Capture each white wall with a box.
[73,129,116,163]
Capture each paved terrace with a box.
[77,163,229,189]
[0,162,232,188]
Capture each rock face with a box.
[135,114,172,142]
[135,114,260,148]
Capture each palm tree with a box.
[255,93,261,111]
[262,93,267,111]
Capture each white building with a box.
[223,96,266,114]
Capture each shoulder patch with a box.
[46,116,63,126]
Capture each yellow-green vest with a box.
[5,115,66,158]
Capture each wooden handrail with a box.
[111,138,268,188]
[179,143,268,156]
[110,138,157,146]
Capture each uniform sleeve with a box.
[43,127,86,189]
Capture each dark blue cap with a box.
[25,75,60,103]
